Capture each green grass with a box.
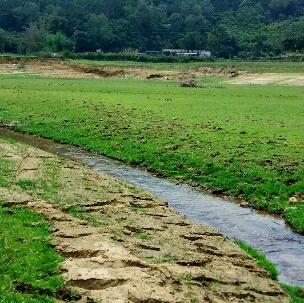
[236,241,279,280]
[134,229,151,241]
[0,71,303,232]
[0,139,65,302]
[18,179,37,190]
[281,284,304,303]
[0,205,64,302]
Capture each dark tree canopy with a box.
[0,0,303,57]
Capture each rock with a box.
[288,197,298,204]
[240,201,250,208]
[180,79,197,87]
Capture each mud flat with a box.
[0,138,290,302]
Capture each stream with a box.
[1,128,303,287]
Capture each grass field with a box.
[0,66,303,233]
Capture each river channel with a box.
[1,128,303,287]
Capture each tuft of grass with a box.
[18,179,36,190]
[0,147,65,302]
[134,229,151,240]
[0,136,16,143]
[0,158,14,188]
[284,205,304,234]
[67,205,102,227]
[152,254,172,264]
[281,284,304,303]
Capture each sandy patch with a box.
[227,73,304,86]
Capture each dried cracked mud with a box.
[0,138,289,302]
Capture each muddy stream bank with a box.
[1,128,303,287]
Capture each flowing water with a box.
[1,128,303,286]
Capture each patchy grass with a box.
[281,284,304,303]
[0,205,64,302]
[0,73,303,232]
[0,138,65,302]
[285,205,304,234]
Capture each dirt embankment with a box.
[1,56,304,85]
[0,56,191,80]
[0,139,289,303]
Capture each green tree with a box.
[235,3,264,32]
[269,0,293,18]
[12,2,40,31]
[43,31,73,52]
[101,0,125,19]
[207,25,239,58]
[82,13,115,51]
[179,31,206,50]
[0,28,19,53]
[23,22,45,53]
[200,0,215,19]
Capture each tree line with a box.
[0,0,304,59]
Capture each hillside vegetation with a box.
[1,0,304,58]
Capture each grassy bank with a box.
[0,69,303,232]
[236,241,304,303]
[0,206,64,303]
[0,141,64,302]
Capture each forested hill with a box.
[0,0,304,58]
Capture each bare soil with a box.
[227,73,304,86]
[0,57,191,80]
[1,56,304,85]
[0,139,289,302]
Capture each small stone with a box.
[288,197,298,204]
[122,229,132,235]
[240,201,250,208]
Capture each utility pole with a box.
[71,29,79,53]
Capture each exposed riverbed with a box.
[1,128,303,287]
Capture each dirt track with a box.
[0,139,289,302]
